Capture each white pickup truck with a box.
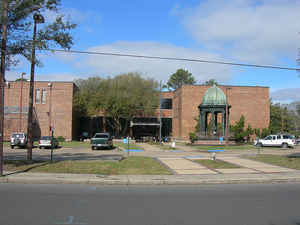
[254,134,296,148]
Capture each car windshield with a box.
[12,133,24,138]
[41,136,51,140]
[94,134,109,138]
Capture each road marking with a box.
[55,216,87,225]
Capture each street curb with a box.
[1,174,300,185]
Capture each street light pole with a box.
[159,80,162,144]
[48,83,52,136]
[0,0,8,176]
[225,87,231,146]
[19,72,25,132]
[27,13,44,161]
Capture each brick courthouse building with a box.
[161,84,270,140]
[3,81,269,141]
[3,81,77,141]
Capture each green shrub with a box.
[189,132,197,144]
[56,136,65,142]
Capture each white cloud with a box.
[81,41,233,84]
[5,70,81,82]
[181,0,300,63]
[271,88,300,102]
[35,72,83,81]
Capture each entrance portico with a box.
[198,85,231,137]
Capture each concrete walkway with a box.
[158,158,218,175]
[157,156,296,175]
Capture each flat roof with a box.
[7,80,75,84]
[182,84,269,88]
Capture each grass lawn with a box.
[190,144,282,151]
[3,156,170,175]
[59,141,90,148]
[193,159,241,169]
[247,154,300,170]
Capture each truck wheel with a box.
[282,143,288,149]
[91,146,94,150]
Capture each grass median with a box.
[246,154,300,170]
[3,156,171,175]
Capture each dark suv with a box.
[10,132,28,149]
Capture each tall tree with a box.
[74,73,159,137]
[0,0,76,68]
[203,79,218,86]
[166,69,196,90]
[269,101,295,134]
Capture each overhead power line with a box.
[42,48,300,71]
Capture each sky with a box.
[6,0,300,103]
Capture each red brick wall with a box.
[4,81,75,141]
[172,85,269,139]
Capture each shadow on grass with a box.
[4,160,50,176]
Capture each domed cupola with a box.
[201,84,226,105]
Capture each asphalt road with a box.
[1,183,300,225]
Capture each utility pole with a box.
[48,83,52,136]
[19,72,25,132]
[159,80,162,144]
[0,0,8,176]
[225,87,231,146]
[27,13,44,160]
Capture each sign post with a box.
[50,126,54,162]
[127,136,130,157]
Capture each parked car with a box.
[38,136,59,149]
[10,132,27,149]
[254,134,296,148]
[90,133,113,150]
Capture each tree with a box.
[166,69,196,90]
[244,124,254,143]
[73,77,104,117]
[231,115,246,143]
[269,101,295,134]
[15,78,27,82]
[74,73,159,137]
[0,0,76,68]
[203,79,218,86]
[296,104,300,116]
[102,73,159,136]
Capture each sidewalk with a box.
[1,170,300,185]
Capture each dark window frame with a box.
[160,98,172,109]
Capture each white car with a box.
[10,132,27,149]
[254,134,296,148]
[38,136,59,149]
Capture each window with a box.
[160,98,172,109]
[35,89,40,104]
[94,134,109,138]
[41,89,46,104]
